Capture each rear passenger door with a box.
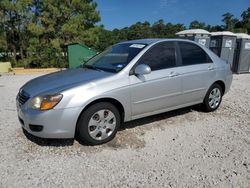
[177,41,216,104]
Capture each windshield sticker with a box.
[130,44,145,48]
[116,64,124,68]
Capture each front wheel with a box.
[203,84,223,112]
[76,102,121,145]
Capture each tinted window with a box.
[179,42,212,65]
[137,42,176,71]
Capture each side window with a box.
[137,42,176,71]
[179,42,212,66]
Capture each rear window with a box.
[179,42,212,66]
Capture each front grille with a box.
[17,89,30,105]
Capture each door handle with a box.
[208,66,215,71]
[169,72,180,77]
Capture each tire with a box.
[203,83,223,112]
[76,102,121,145]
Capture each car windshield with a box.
[83,43,147,73]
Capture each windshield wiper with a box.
[82,64,104,72]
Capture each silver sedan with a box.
[16,39,233,145]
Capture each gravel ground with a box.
[0,73,249,188]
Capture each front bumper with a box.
[17,103,81,139]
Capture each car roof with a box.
[118,38,194,45]
[119,38,162,45]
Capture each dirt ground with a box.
[0,73,249,187]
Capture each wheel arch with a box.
[212,80,226,95]
[75,97,125,136]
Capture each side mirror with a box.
[134,64,151,76]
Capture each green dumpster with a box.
[67,43,97,68]
[0,62,12,73]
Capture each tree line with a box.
[0,1,249,68]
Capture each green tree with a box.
[0,8,7,60]
[94,28,116,51]
[241,7,250,33]
[127,21,153,40]
[189,20,206,29]
[0,0,33,64]
[27,0,100,67]
[0,31,7,61]
[152,19,167,37]
[165,23,186,37]
[207,25,224,32]
[0,2,249,68]
[115,27,129,41]
[222,12,236,31]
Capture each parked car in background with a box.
[16,39,233,145]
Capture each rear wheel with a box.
[76,102,120,145]
[203,83,223,112]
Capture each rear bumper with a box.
[225,73,233,94]
[17,105,81,139]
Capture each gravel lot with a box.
[0,73,249,188]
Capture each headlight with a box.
[29,94,63,110]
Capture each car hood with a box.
[21,68,113,97]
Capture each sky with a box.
[95,0,250,30]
